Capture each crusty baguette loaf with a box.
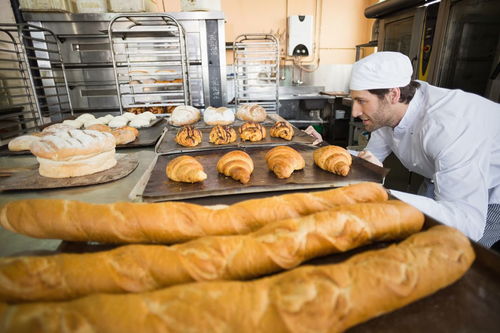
[0,182,388,243]
[265,145,305,179]
[0,200,423,302]
[0,226,474,333]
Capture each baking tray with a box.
[0,118,166,156]
[0,153,138,191]
[155,122,316,155]
[141,144,389,202]
[51,211,500,332]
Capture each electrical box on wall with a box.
[287,15,313,56]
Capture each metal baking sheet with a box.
[141,144,389,202]
[0,153,138,191]
[52,212,500,332]
[155,122,316,155]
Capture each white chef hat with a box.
[349,51,413,90]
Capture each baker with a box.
[350,51,500,248]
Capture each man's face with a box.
[350,90,392,132]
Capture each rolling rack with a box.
[0,23,72,140]
[108,14,192,115]
[233,34,280,113]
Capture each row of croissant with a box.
[174,120,293,147]
[0,182,475,332]
[166,145,351,184]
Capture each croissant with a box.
[0,226,474,333]
[209,125,237,145]
[0,201,424,302]
[239,122,266,142]
[269,121,294,140]
[216,150,254,184]
[166,155,207,183]
[265,146,305,179]
[175,125,202,147]
[313,145,352,176]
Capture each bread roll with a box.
[239,122,266,142]
[217,150,254,184]
[166,155,207,183]
[0,182,388,243]
[0,200,424,302]
[270,121,294,140]
[170,105,201,126]
[236,103,267,122]
[108,116,129,128]
[203,106,235,125]
[0,226,474,333]
[128,118,150,128]
[62,119,82,129]
[41,123,73,133]
[175,125,202,147]
[75,113,95,123]
[86,124,111,133]
[209,125,237,145]
[111,126,138,145]
[265,146,305,179]
[313,145,352,176]
[122,112,137,121]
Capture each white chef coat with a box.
[366,81,500,241]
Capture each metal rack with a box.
[0,23,72,140]
[233,34,280,113]
[108,14,192,114]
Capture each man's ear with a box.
[388,88,401,104]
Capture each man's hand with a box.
[358,150,383,167]
[303,125,323,145]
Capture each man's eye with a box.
[357,100,365,105]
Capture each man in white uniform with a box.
[351,51,500,248]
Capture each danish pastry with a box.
[175,125,202,147]
[239,122,266,142]
[209,125,237,145]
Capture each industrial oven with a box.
[22,11,227,114]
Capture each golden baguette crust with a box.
[0,201,423,302]
[0,226,474,333]
[265,146,305,179]
[0,182,388,243]
[166,155,207,183]
[313,145,353,176]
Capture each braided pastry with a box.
[270,121,294,140]
[166,155,207,183]
[209,125,237,145]
[216,150,254,184]
[313,145,352,176]
[175,125,202,147]
[239,122,266,142]
[265,146,305,179]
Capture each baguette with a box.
[0,226,475,333]
[0,182,388,243]
[0,200,423,302]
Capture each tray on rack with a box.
[141,144,389,202]
[155,121,316,155]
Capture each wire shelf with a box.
[108,14,191,114]
[0,23,73,140]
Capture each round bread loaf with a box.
[62,119,83,129]
[31,129,116,161]
[209,125,237,145]
[204,107,235,125]
[170,105,201,126]
[236,104,267,122]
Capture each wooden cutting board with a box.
[0,153,138,191]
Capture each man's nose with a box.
[352,103,362,118]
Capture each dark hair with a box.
[368,80,421,104]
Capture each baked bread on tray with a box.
[270,121,294,140]
[204,106,235,125]
[170,105,201,126]
[217,150,254,184]
[209,125,237,145]
[236,103,267,122]
[175,125,202,147]
[166,155,207,183]
[265,145,305,179]
[239,122,266,142]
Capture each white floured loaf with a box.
[170,105,201,126]
[204,106,235,125]
[7,133,45,152]
[236,104,267,122]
